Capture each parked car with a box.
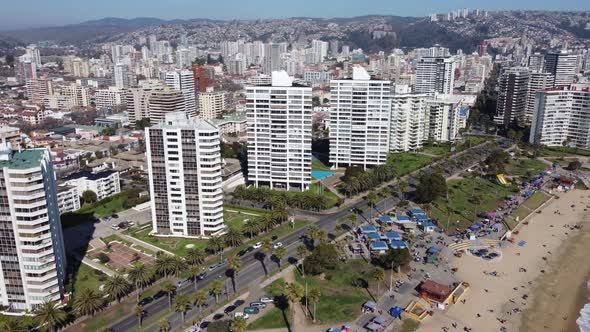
[259,297,274,303]
[249,301,267,308]
[273,242,283,249]
[153,291,166,300]
[224,305,236,314]
[243,307,260,315]
[177,278,190,288]
[197,272,207,280]
[234,312,249,319]
[138,297,153,306]
[252,242,262,249]
[187,327,201,332]
[110,224,120,230]
[112,214,119,218]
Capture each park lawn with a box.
[309,182,340,208]
[429,178,518,231]
[294,260,373,324]
[510,206,531,224]
[77,299,135,332]
[312,158,332,171]
[224,205,269,230]
[129,227,208,256]
[507,158,548,179]
[522,191,551,211]
[76,189,141,218]
[247,306,292,330]
[102,234,133,247]
[402,319,421,332]
[420,144,451,156]
[540,146,590,157]
[387,153,433,177]
[71,263,108,293]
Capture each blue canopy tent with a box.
[360,225,377,234]
[366,233,380,240]
[373,316,387,325]
[474,222,484,228]
[421,221,436,232]
[408,208,425,216]
[415,214,430,222]
[396,215,411,223]
[384,231,402,241]
[369,241,389,251]
[427,246,439,255]
[388,306,403,319]
[363,301,377,311]
[378,216,393,223]
[390,240,408,249]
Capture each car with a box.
[273,242,283,249]
[243,307,260,315]
[249,301,267,308]
[252,242,262,249]
[138,297,153,306]
[110,224,120,230]
[177,278,190,288]
[218,259,227,266]
[125,221,135,227]
[245,246,255,253]
[153,291,166,300]
[224,305,236,314]
[197,272,207,280]
[233,299,245,307]
[199,321,210,328]
[259,297,274,303]
[112,214,119,218]
[212,313,224,320]
[187,328,201,332]
[234,312,249,319]
[208,263,219,271]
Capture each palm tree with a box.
[134,305,145,328]
[0,318,26,332]
[347,213,358,232]
[185,248,206,266]
[307,224,320,246]
[193,289,208,312]
[104,274,131,303]
[206,235,224,255]
[262,237,273,258]
[372,268,385,298]
[232,316,248,332]
[174,293,191,323]
[171,256,187,277]
[260,214,276,233]
[187,265,202,292]
[272,207,289,224]
[296,245,308,276]
[74,288,104,317]
[284,282,304,324]
[223,227,244,247]
[308,288,321,322]
[157,319,170,332]
[227,255,242,292]
[381,187,390,211]
[34,301,67,332]
[366,191,378,221]
[154,255,176,278]
[208,279,224,303]
[242,219,261,238]
[333,223,343,234]
[128,263,152,301]
[317,230,327,243]
[274,246,286,270]
[161,281,177,309]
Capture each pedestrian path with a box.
[120,233,175,256]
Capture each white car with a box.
[252,242,262,249]
[234,312,249,319]
[273,242,283,249]
[259,297,274,303]
[111,224,120,230]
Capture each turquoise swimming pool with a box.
[312,170,335,180]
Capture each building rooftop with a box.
[0,149,45,170]
[154,112,218,132]
[63,170,116,181]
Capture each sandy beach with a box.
[419,189,590,332]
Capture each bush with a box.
[303,243,340,275]
[97,253,110,264]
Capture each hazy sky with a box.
[1,0,589,30]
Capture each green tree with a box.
[242,219,261,238]
[34,301,67,332]
[128,263,152,301]
[206,235,224,255]
[303,243,340,275]
[134,305,145,327]
[274,246,287,270]
[414,172,447,203]
[372,248,412,272]
[308,288,321,322]
[174,293,191,323]
[366,191,378,221]
[157,319,170,332]
[372,268,385,298]
[101,127,116,136]
[227,255,242,292]
[296,245,309,276]
[74,288,104,317]
[104,274,131,303]
[161,281,177,309]
[232,316,247,332]
[171,256,187,277]
[154,255,176,278]
[307,224,321,246]
[187,265,202,292]
[135,118,151,130]
[223,227,244,247]
[261,237,274,270]
[208,279,224,303]
[193,289,208,312]
[82,190,98,204]
[0,319,27,332]
[185,248,206,266]
[284,282,304,322]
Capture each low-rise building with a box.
[56,185,81,214]
[62,170,121,201]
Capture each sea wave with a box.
[577,280,590,332]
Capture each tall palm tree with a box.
[154,255,176,278]
[307,224,320,246]
[242,219,261,238]
[34,300,67,332]
[187,265,202,292]
[333,223,343,234]
[128,263,152,301]
[317,229,327,243]
[296,245,308,276]
[347,213,358,233]
[171,256,187,277]
[174,293,191,323]
[260,214,276,233]
[308,288,321,322]
[157,319,170,332]
[0,318,26,332]
[261,237,273,268]
[104,274,131,303]
[193,289,208,312]
[232,316,248,332]
[272,207,289,224]
[284,282,304,324]
[372,268,385,298]
[274,246,286,270]
[208,279,224,303]
[206,235,224,255]
[161,281,177,309]
[381,187,390,210]
[74,288,104,317]
[366,191,378,221]
[185,248,206,266]
[223,227,244,247]
[227,255,242,292]
[134,305,145,328]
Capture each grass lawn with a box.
[387,153,433,177]
[510,206,531,224]
[127,227,207,256]
[309,182,340,208]
[540,146,590,157]
[402,319,421,332]
[522,191,551,211]
[312,158,332,171]
[77,300,135,332]
[421,144,451,156]
[71,263,108,293]
[294,260,373,324]
[507,158,548,180]
[224,209,262,230]
[429,178,518,231]
[247,307,292,330]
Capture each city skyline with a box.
[1,0,590,30]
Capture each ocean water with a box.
[577,280,590,332]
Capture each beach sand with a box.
[419,190,590,332]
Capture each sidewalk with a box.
[82,257,116,276]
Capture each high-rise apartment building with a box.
[146,112,225,237]
[15,55,37,84]
[199,89,227,120]
[95,87,126,110]
[329,67,391,169]
[263,43,281,74]
[126,80,165,125]
[165,70,197,116]
[0,145,66,311]
[544,51,578,86]
[527,53,545,73]
[192,64,208,93]
[415,57,456,97]
[390,93,427,152]
[525,72,554,125]
[494,67,531,127]
[148,89,187,125]
[425,95,462,142]
[114,63,130,89]
[530,85,590,150]
[26,78,54,105]
[246,71,312,191]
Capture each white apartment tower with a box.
[525,72,554,125]
[246,71,312,191]
[148,89,187,125]
[415,56,456,97]
[146,112,225,237]
[425,95,462,142]
[329,67,392,169]
[165,70,197,116]
[0,146,66,311]
[544,51,578,86]
[114,63,130,89]
[390,93,427,152]
[530,85,590,150]
[199,89,227,120]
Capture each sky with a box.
[1,0,589,30]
